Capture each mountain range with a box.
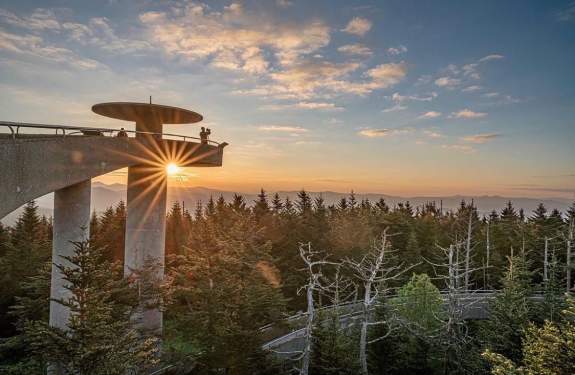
[1,181,572,226]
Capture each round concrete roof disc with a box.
[92,102,203,124]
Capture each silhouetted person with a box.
[117,128,128,137]
[200,126,208,144]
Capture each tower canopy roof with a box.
[92,102,203,124]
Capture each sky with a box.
[0,0,574,198]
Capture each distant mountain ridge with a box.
[1,181,572,226]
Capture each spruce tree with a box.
[481,255,534,363]
[25,240,159,374]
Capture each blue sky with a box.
[0,0,574,197]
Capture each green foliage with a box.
[311,311,359,374]
[24,240,159,374]
[166,209,286,374]
[392,273,444,335]
[483,297,575,375]
[481,255,534,364]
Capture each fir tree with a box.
[25,240,159,374]
[481,255,534,363]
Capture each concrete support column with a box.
[124,163,167,335]
[50,179,91,329]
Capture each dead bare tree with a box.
[567,218,574,293]
[295,242,337,375]
[427,242,482,373]
[345,228,414,375]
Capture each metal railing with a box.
[0,121,223,146]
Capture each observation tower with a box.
[0,101,227,338]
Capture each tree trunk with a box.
[464,211,473,290]
[359,282,371,375]
[301,281,314,375]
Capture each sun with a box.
[166,163,180,176]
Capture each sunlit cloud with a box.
[258,125,308,133]
[260,101,343,111]
[449,109,487,119]
[342,17,372,36]
[358,127,411,138]
[461,133,500,144]
[139,3,331,69]
[441,144,476,153]
[0,29,104,69]
[423,130,443,138]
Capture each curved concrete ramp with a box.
[0,134,225,218]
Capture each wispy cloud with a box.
[342,17,372,36]
[449,109,487,119]
[423,130,443,138]
[258,125,308,133]
[462,85,482,92]
[435,76,461,88]
[382,104,407,113]
[387,45,407,56]
[0,29,104,69]
[260,101,344,111]
[390,92,437,103]
[140,3,330,70]
[337,44,372,56]
[276,0,294,8]
[418,111,442,120]
[479,54,504,63]
[441,144,476,153]
[461,133,500,144]
[358,127,411,138]
[556,2,575,22]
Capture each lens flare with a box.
[166,163,180,175]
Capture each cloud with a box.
[482,92,500,98]
[461,133,500,144]
[0,29,103,69]
[423,130,443,138]
[364,62,408,89]
[358,128,411,138]
[556,2,575,22]
[387,45,407,55]
[140,3,331,70]
[337,44,372,56]
[418,111,442,120]
[238,61,406,100]
[462,85,482,92]
[435,76,461,88]
[258,125,308,133]
[479,54,504,63]
[65,17,151,54]
[260,101,343,111]
[342,17,372,36]
[462,63,480,79]
[449,109,487,119]
[391,92,437,103]
[382,104,407,113]
[0,8,61,31]
[276,0,294,7]
[441,144,476,153]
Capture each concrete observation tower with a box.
[0,101,227,336]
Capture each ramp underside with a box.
[0,135,225,218]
